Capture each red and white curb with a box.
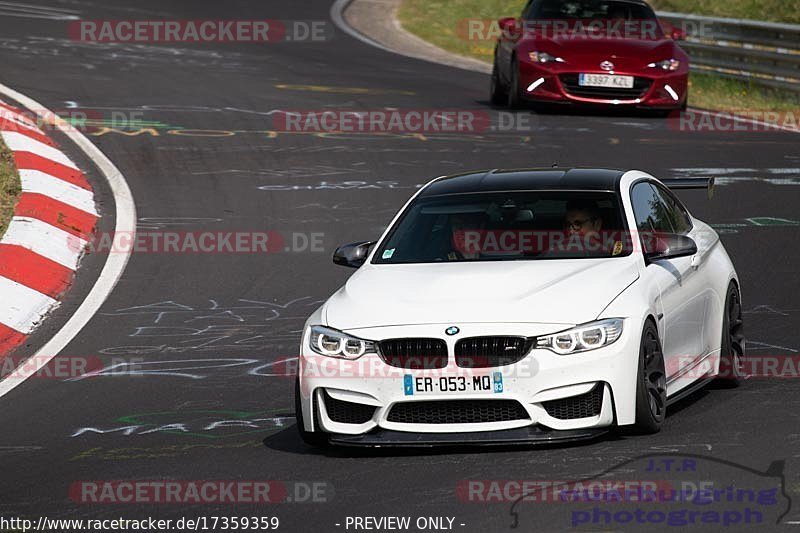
[0,100,99,355]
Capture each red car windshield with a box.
[525,0,659,21]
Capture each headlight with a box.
[528,51,564,64]
[535,319,623,355]
[648,59,680,71]
[309,325,377,360]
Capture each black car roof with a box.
[419,168,626,197]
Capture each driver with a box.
[560,200,605,256]
[449,212,486,260]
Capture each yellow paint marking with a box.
[274,84,416,96]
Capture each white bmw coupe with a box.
[295,168,744,446]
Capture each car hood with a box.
[323,257,640,330]
[525,36,679,65]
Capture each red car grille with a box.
[559,74,651,100]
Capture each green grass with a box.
[0,138,21,238]
[398,0,800,113]
[649,0,800,25]
[398,0,526,61]
[689,72,800,112]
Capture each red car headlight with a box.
[528,51,565,64]
[648,59,681,71]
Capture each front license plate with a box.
[578,73,634,88]
[403,373,504,396]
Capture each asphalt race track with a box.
[0,1,799,531]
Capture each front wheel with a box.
[631,320,667,434]
[717,283,745,387]
[507,58,524,110]
[489,60,507,106]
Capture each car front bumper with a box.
[297,320,643,443]
[517,61,688,109]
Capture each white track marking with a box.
[0,277,57,334]
[0,1,80,20]
[1,216,86,270]
[0,131,79,168]
[330,0,395,54]
[0,83,137,399]
[19,169,99,215]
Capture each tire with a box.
[631,320,667,434]
[489,59,507,106]
[717,283,745,388]
[294,377,329,447]
[507,58,524,110]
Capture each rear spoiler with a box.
[661,177,715,199]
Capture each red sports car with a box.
[490,0,689,112]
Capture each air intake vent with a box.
[387,400,529,424]
[560,74,651,100]
[323,391,376,424]
[541,384,603,420]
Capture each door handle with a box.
[690,253,701,269]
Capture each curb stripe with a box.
[0,110,47,133]
[11,151,91,190]
[0,103,37,127]
[14,193,98,239]
[0,216,86,270]
[0,84,132,395]
[0,94,104,365]
[0,324,26,356]
[0,117,55,147]
[20,169,99,216]
[0,244,72,299]
[1,131,79,169]
[0,276,58,335]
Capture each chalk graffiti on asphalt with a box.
[68,357,297,381]
[71,409,295,439]
[98,297,322,354]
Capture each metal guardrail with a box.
[657,11,800,93]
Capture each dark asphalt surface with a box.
[0,1,799,531]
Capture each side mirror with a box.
[498,17,521,39]
[333,241,376,268]
[670,27,686,41]
[644,233,697,263]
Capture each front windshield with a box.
[525,0,659,21]
[373,191,632,264]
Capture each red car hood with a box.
[523,35,680,68]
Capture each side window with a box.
[630,182,675,234]
[654,184,692,235]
